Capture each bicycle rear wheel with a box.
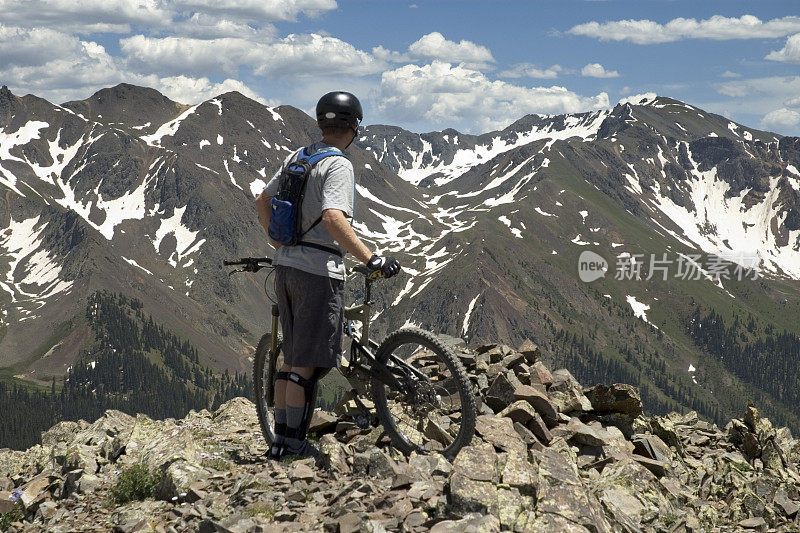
[253,332,284,447]
[372,327,476,460]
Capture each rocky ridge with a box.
[2,341,799,532]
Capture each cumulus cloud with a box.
[761,108,800,130]
[120,33,383,78]
[373,61,609,133]
[766,33,800,63]
[718,76,800,100]
[581,63,619,78]
[173,13,276,39]
[171,0,337,23]
[0,25,85,68]
[0,0,171,34]
[155,75,268,105]
[120,36,253,77]
[373,32,495,71]
[0,0,337,36]
[568,15,800,45]
[499,63,562,79]
[0,24,266,105]
[252,33,385,77]
[408,32,495,70]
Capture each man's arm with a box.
[322,209,372,263]
[255,191,281,250]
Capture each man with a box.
[255,91,400,459]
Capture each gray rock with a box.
[501,450,537,494]
[583,384,643,416]
[526,412,553,445]
[156,460,210,500]
[552,419,609,447]
[475,415,526,455]
[430,513,500,532]
[530,361,553,388]
[449,473,498,515]
[452,443,497,482]
[512,385,558,426]
[485,372,520,412]
[532,446,612,533]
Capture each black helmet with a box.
[316,91,363,129]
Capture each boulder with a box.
[156,460,210,500]
[500,450,537,494]
[475,415,526,455]
[552,420,610,447]
[530,361,553,388]
[452,443,498,483]
[526,412,553,445]
[40,421,88,447]
[430,513,500,532]
[548,375,593,415]
[485,371,521,412]
[513,385,558,426]
[583,384,643,417]
[532,446,612,533]
[517,339,540,362]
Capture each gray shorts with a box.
[274,265,344,368]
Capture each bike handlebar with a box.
[352,264,387,281]
[223,257,272,272]
[224,256,387,281]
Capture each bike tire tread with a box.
[371,326,477,460]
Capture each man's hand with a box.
[366,254,401,278]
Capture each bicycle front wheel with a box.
[372,327,476,460]
[253,332,284,447]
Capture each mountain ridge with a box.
[2,83,800,438]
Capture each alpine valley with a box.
[2,84,800,448]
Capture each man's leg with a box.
[271,363,291,456]
[283,365,318,457]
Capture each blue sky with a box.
[1,0,799,135]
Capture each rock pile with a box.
[1,341,799,532]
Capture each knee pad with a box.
[286,369,330,440]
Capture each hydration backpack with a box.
[268,146,346,256]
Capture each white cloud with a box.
[718,76,800,101]
[499,63,562,79]
[173,13,276,39]
[407,32,495,70]
[581,63,619,78]
[785,96,800,108]
[766,33,800,63]
[252,33,385,77]
[0,0,171,34]
[155,75,267,105]
[171,0,337,23]
[0,25,84,68]
[120,35,254,76]
[373,61,609,133]
[569,15,800,45]
[120,33,384,78]
[0,24,266,106]
[721,71,741,78]
[761,108,800,130]
[373,32,495,71]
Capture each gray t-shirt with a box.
[263,141,355,280]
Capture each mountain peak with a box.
[61,83,184,131]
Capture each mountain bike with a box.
[224,257,477,460]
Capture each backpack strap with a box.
[297,145,348,256]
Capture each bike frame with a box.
[267,269,429,393]
[224,257,431,401]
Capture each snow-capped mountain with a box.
[2,85,800,431]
